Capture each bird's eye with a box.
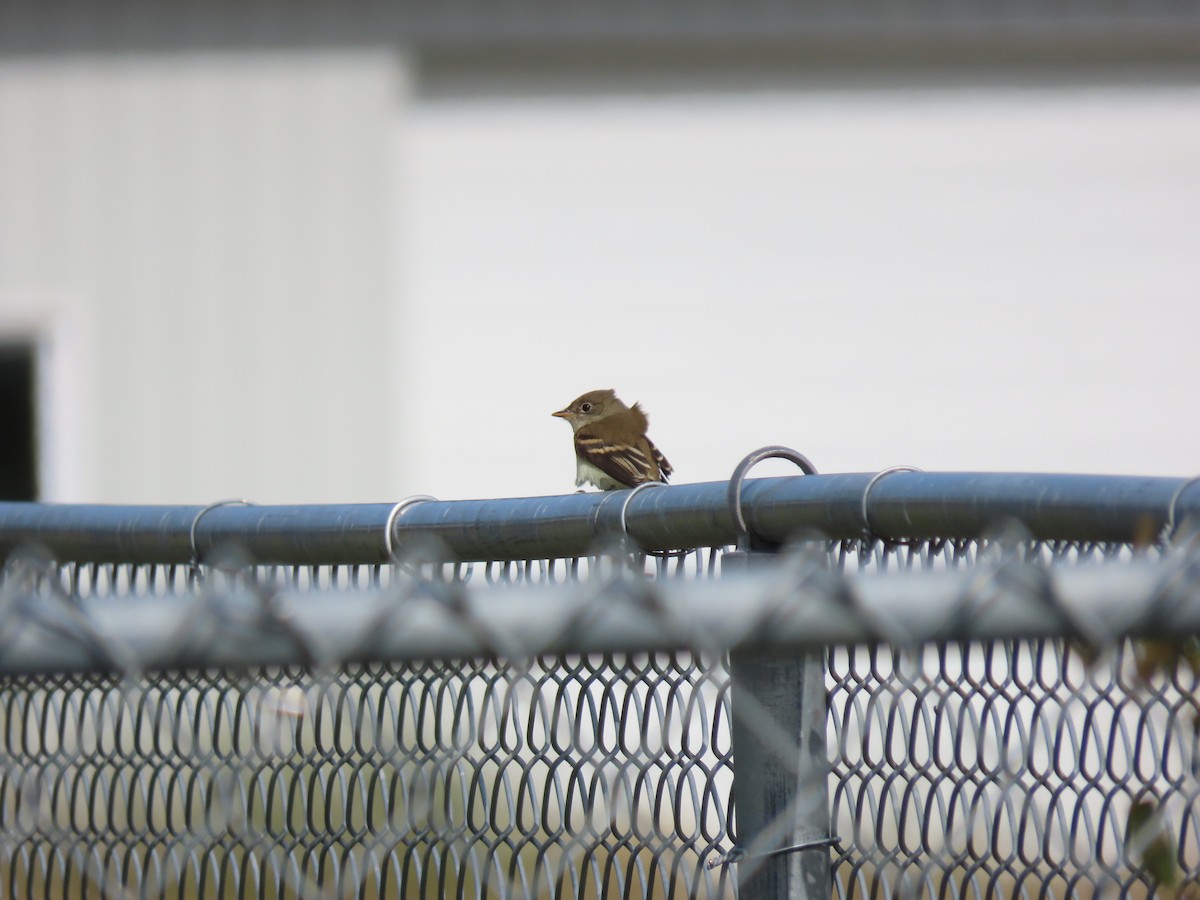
[580,402,593,413]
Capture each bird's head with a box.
[552,389,623,432]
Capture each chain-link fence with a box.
[2,464,1200,899]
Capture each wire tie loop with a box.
[861,466,923,539]
[707,835,841,868]
[1164,475,1200,544]
[727,446,818,552]
[385,495,438,561]
[189,499,253,566]
[614,480,666,546]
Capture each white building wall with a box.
[0,51,408,503]
[405,75,1200,500]
[2,45,1196,506]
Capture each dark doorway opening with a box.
[0,343,38,501]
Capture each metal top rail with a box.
[0,471,1197,565]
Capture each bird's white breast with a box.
[576,458,624,491]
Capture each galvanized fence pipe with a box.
[0,472,1196,564]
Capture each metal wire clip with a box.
[727,446,818,551]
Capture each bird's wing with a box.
[574,431,656,488]
[647,439,672,482]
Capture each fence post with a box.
[725,542,831,899]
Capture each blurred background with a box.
[0,2,1197,504]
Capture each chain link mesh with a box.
[1,536,1198,898]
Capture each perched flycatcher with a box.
[552,389,673,490]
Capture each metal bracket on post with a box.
[724,446,831,900]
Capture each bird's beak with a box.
[551,409,570,418]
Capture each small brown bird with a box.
[552,389,673,490]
